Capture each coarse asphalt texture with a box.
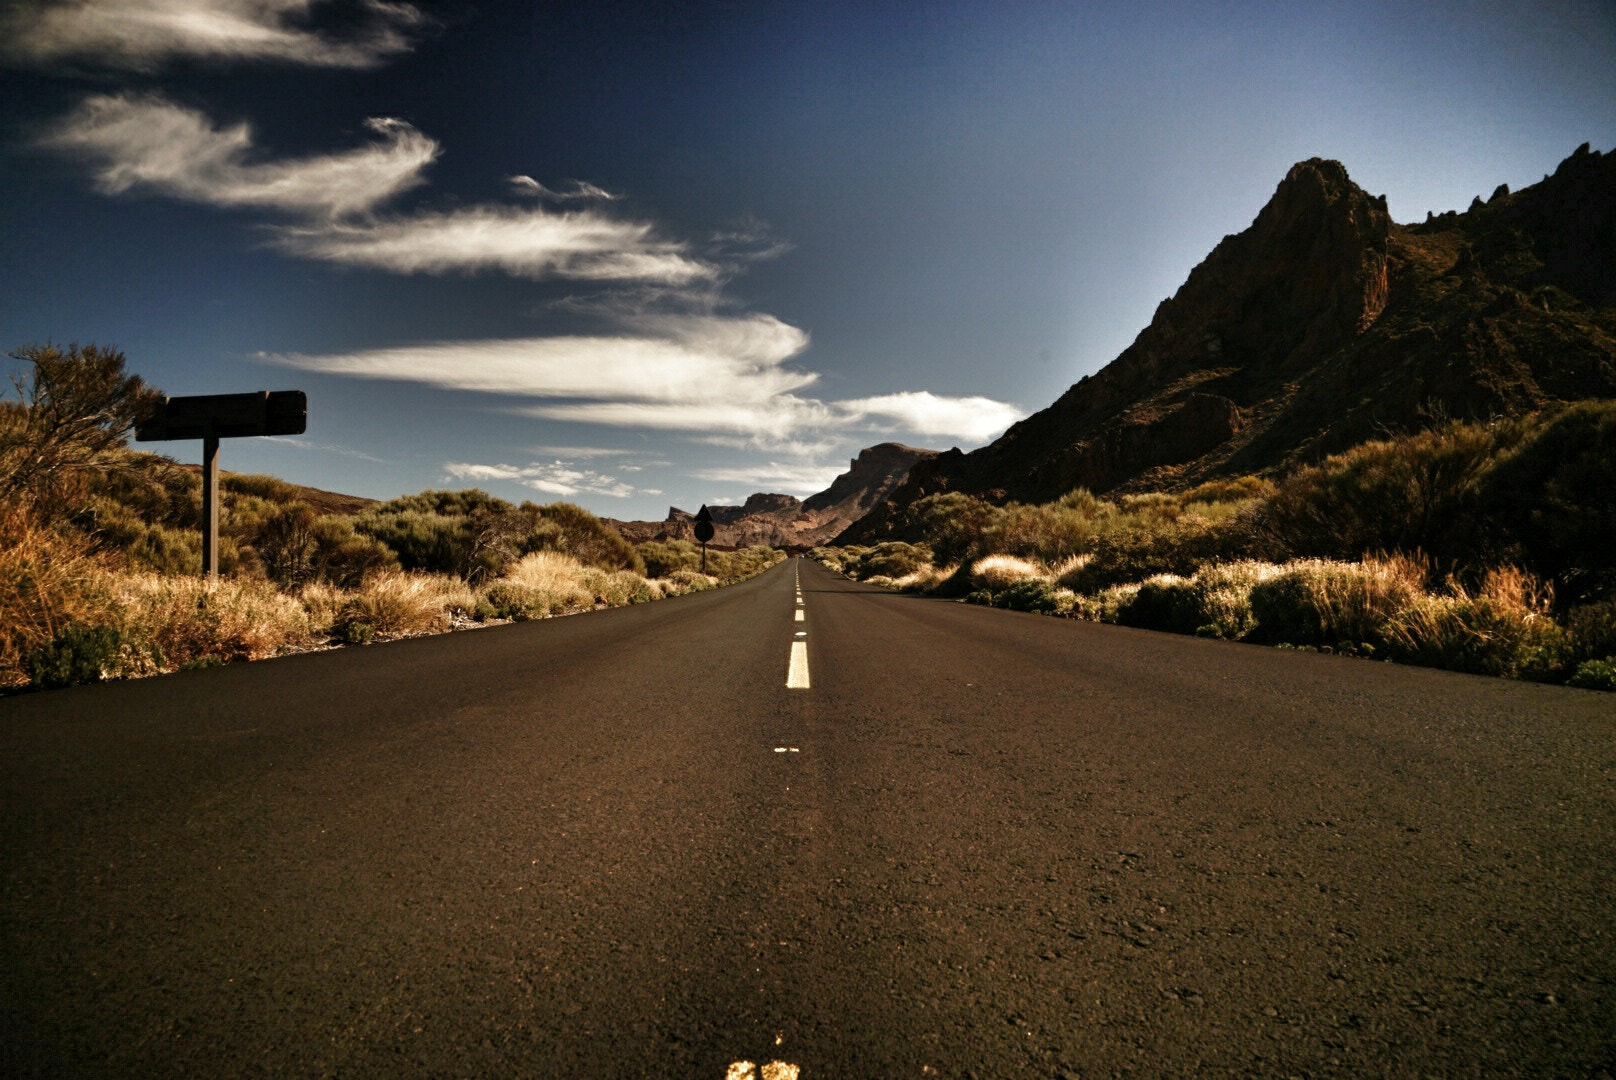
[3,559,1613,1078]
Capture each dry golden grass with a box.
[0,506,119,687]
[502,551,595,609]
[969,554,1050,589]
[1381,565,1567,678]
[339,571,473,637]
[112,573,314,674]
[1248,554,1427,646]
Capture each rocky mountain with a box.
[607,442,937,549]
[842,143,1616,543]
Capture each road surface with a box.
[3,559,1613,1077]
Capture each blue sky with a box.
[3,0,1612,519]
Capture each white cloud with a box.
[691,462,847,495]
[443,460,638,499]
[508,175,620,202]
[265,436,386,463]
[267,313,812,404]
[520,397,836,439]
[3,0,424,70]
[46,94,436,218]
[271,205,714,283]
[270,316,1025,450]
[530,446,635,459]
[838,391,1024,443]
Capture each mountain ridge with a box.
[606,442,938,549]
[841,144,1616,544]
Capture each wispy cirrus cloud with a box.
[268,313,812,405]
[266,312,1027,450]
[45,94,436,218]
[271,205,714,283]
[443,460,647,499]
[44,94,716,284]
[508,175,620,202]
[690,461,847,495]
[2,0,425,71]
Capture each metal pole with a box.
[201,434,220,582]
[701,540,707,574]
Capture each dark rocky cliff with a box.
[842,145,1616,543]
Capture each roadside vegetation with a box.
[2,344,783,691]
[815,405,1616,691]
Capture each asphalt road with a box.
[3,559,1613,1078]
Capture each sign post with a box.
[136,390,307,581]
[693,505,715,574]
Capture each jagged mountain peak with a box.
[841,146,1616,544]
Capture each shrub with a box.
[0,505,119,688]
[1380,566,1569,680]
[1186,560,1286,639]
[528,501,644,573]
[1251,420,1517,565]
[298,582,348,634]
[1,342,164,513]
[639,539,705,578]
[26,624,123,689]
[664,568,719,594]
[114,574,313,672]
[124,523,204,575]
[355,507,476,577]
[983,498,1105,563]
[1248,555,1426,648]
[1062,511,1239,592]
[478,581,550,620]
[854,541,932,580]
[706,545,785,583]
[581,568,656,607]
[1180,475,1277,504]
[1474,401,1616,604]
[904,492,1000,564]
[969,554,1048,590]
[1565,600,1616,664]
[1116,574,1199,634]
[890,563,956,593]
[1568,659,1616,692]
[335,572,469,639]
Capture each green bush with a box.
[1568,659,1616,691]
[639,539,705,578]
[854,541,932,580]
[1062,512,1240,593]
[356,506,475,576]
[479,581,549,620]
[991,579,1064,614]
[665,568,720,593]
[1475,401,1616,604]
[982,496,1107,563]
[902,492,999,564]
[1186,561,1283,639]
[1116,574,1200,634]
[1566,600,1616,663]
[26,623,122,689]
[1251,420,1518,565]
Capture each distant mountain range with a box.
[841,143,1616,543]
[605,443,937,549]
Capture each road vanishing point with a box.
[3,559,1613,1077]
